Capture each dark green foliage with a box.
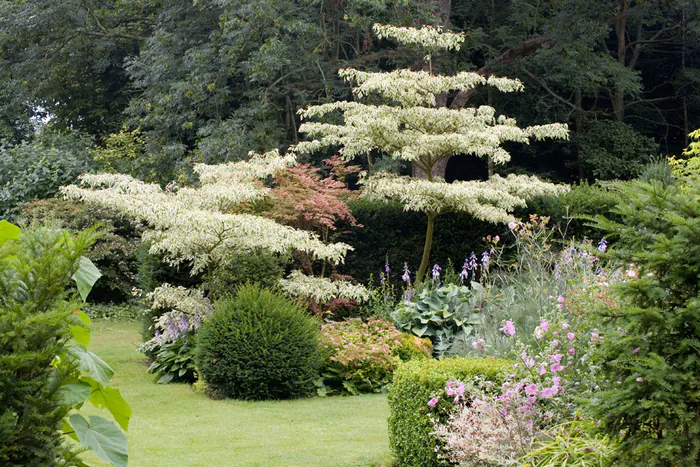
[578,121,658,180]
[0,130,93,220]
[195,283,321,400]
[0,226,95,465]
[522,182,621,240]
[148,335,197,384]
[587,180,700,466]
[205,251,289,301]
[83,302,144,322]
[20,197,144,303]
[388,357,511,467]
[342,198,501,283]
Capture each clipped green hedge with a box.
[388,357,511,467]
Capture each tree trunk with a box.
[415,212,437,284]
[412,157,450,179]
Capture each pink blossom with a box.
[499,320,516,337]
[540,319,549,332]
[561,322,569,330]
[567,332,575,340]
[534,327,544,339]
[540,387,555,399]
[550,362,564,372]
[591,332,600,342]
[525,384,538,396]
[525,358,535,368]
[552,339,560,347]
[508,222,517,230]
[518,404,532,414]
[549,353,563,363]
[428,397,440,407]
[538,365,546,376]
[632,347,640,354]
[636,377,644,382]
[557,295,565,303]
[552,377,561,387]
[568,348,576,355]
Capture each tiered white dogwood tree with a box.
[63,150,369,331]
[294,23,570,283]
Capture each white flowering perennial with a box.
[139,285,213,352]
[362,173,569,223]
[62,152,352,274]
[373,23,465,57]
[278,270,371,304]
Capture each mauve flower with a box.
[499,320,516,337]
[636,377,644,382]
[538,365,546,376]
[460,259,469,283]
[534,327,544,339]
[568,348,575,355]
[431,264,441,281]
[385,262,390,274]
[428,397,440,407]
[468,252,478,271]
[518,404,532,414]
[525,384,538,396]
[481,251,490,265]
[567,332,575,340]
[552,339,560,347]
[508,222,517,230]
[540,319,549,332]
[525,357,535,368]
[591,332,600,342]
[557,295,565,303]
[561,322,569,330]
[540,387,555,399]
[550,362,564,372]
[402,263,411,283]
[632,347,640,354]
[598,238,608,253]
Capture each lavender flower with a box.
[178,313,189,333]
[385,261,390,274]
[167,316,179,340]
[402,262,411,283]
[432,264,441,281]
[460,259,469,283]
[598,238,608,253]
[468,251,478,271]
[481,250,490,266]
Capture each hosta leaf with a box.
[69,414,128,467]
[412,324,428,337]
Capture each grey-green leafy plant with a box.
[392,283,486,356]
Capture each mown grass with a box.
[82,321,394,467]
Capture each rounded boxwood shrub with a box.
[195,283,321,400]
[388,357,511,467]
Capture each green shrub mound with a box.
[388,357,511,467]
[195,283,321,400]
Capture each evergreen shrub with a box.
[388,357,510,467]
[195,283,321,400]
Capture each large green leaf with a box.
[69,414,128,467]
[69,344,114,386]
[69,310,92,346]
[72,256,102,301]
[0,220,21,246]
[87,380,132,432]
[58,379,93,406]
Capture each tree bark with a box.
[415,212,437,284]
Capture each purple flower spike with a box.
[598,238,608,253]
[402,262,411,283]
[431,264,441,281]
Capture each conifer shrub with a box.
[195,283,321,400]
[587,179,700,466]
[388,357,511,467]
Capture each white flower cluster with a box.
[139,284,213,352]
[296,100,568,165]
[62,152,352,274]
[362,173,569,222]
[373,23,465,56]
[337,69,522,107]
[278,270,371,303]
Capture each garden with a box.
[2,3,700,467]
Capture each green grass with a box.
[82,321,394,467]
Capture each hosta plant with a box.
[392,283,485,356]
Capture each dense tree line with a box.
[1,0,699,182]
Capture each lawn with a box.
[82,321,394,467]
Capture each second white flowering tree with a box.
[294,23,570,283]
